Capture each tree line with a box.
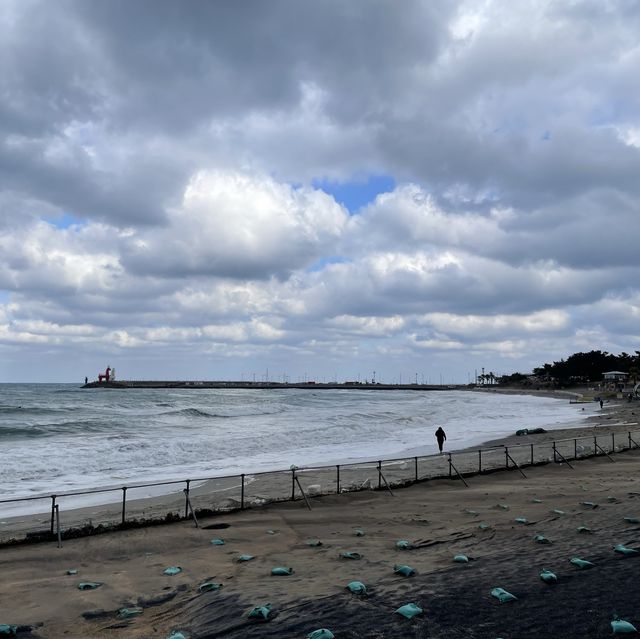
[497,350,640,386]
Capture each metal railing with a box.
[1,427,639,546]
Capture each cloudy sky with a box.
[1,0,639,383]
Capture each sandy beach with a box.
[1,393,640,638]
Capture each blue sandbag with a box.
[396,540,412,550]
[611,618,638,634]
[346,581,367,595]
[163,567,182,576]
[340,551,362,560]
[478,522,491,530]
[77,582,103,590]
[539,569,557,584]
[307,539,323,547]
[577,526,592,534]
[198,582,222,593]
[117,607,143,619]
[533,534,551,544]
[551,509,565,515]
[614,544,639,556]
[394,564,415,577]
[570,557,594,569]
[66,569,78,575]
[166,633,186,639]
[210,538,225,545]
[581,501,598,508]
[247,603,272,621]
[0,626,17,636]
[395,603,422,619]
[237,554,255,562]
[491,587,517,603]
[354,529,365,537]
[307,630,334,639]
[271,567,293,576]
[514,517,528,524]
[453,554,469,563]
[624,517,640,524]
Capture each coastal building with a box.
[602,371,628,382]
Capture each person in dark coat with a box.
[435,426,447,453]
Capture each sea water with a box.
[0,384,588,505]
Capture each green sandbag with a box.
[581,501,598,509]
[271,567,293,576]
[533,534,551,544]
[453,554,469,563]
[531,498,543,503]
[514,517,528,524]
[307,630,334,639]
[354,528,365,537]
[497,503,510,510]
[266,529,277,535]
[478,522,491,530]
[491,587,517,603]
[341,551,362,560]
[395,603,423,619]
[66,569,78,575]
[247,603,272,620]
[394,564,415,577]
[539,569,557,584]
[210,538,225,545]
[199,582,223,593]
[577,526,592,534]
[464,509,478,516]
[611,618,638,634]
[117,607,143,619]
[166,633,186,639]
[570,557,594,569]
[307,539,323,547]
[614,544,639,556]
[0,626,17,636]
[163,566,182,576]
[624,517,640,524]
[77,582,102,590]
[396,540,412,550]
[237,554,255,562]
[346,581,367,595]
[551,509,565,516]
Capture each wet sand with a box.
[1,394,640,638]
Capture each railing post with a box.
[336,465,341,493]
[55,504,61,548]
[377,461,382,489]
[240,474,245,509]
[574,438,577,459]
[414,456,418,481]
[291,469,296,501]
[184,480,190,517]
[505,447,509,469]
[50,495,57,535]
[630,431,633,450]
[553,441,557,463]
[612,432,615,452]
[478,449,482,473]
[530,443,534,466]
[593,436,597,457]
[121,487,127,525]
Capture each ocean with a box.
[0,384,588,508]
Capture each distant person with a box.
[84,376,88,384]
[435,426,447,453]
[599,399,604,409]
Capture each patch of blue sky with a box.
[306,256,350,273]
[312,174,395,214]
[43,212,86,229]
[0,291,10,303]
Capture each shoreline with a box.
[1,391,638,545]
[1,390,588,520]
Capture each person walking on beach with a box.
[435,426,447,454]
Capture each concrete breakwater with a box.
[82,380,462,390]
